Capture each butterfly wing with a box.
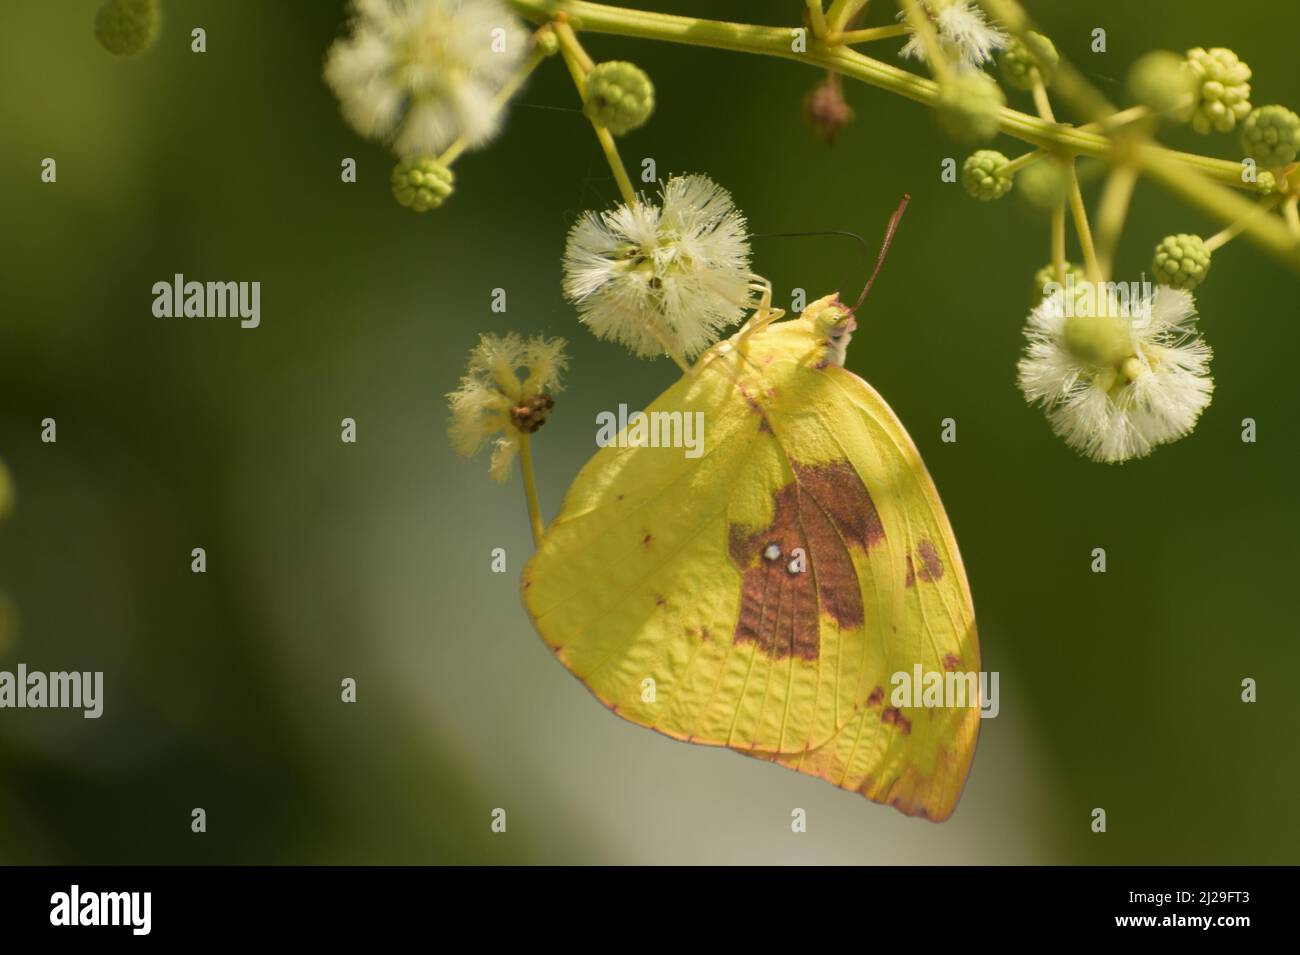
[523,347,878,757]
[523,303,979,819]
[747,324,980,821]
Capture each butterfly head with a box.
[804,293,857,368]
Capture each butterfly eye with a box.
[648,276,663,290]
[763,543,781,561]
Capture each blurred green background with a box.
[1,0,1297,864]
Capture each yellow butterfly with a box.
[523,229,980,821]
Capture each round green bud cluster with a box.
[1127,50,1196,115]
[1240,105,1300,168]
[1183,47,1251,134]
[936,71,1006,144]
[961,150,1013,200]
[1152,233,1211,290]
[998,32,1058,91]
[94,0,161,56]
[584,61,655,136]
[1255,170,1278,195]
[1016,160,1069,212]
[1032,261,1087,304]
[391,157,455,212]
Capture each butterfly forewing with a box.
[753,347,980,820]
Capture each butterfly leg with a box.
[693,277,786,377]
[736,275,785,345]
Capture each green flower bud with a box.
[1064,312,1133,369]
[94,0,161,56]
[1032,261,1087,304]
[1016,160,1069,212]
[998,32,1058,91]
[584,61,655,136]
[961,150,1012,200]
[391,157,455,212]
[1240,105,1300,168]
[1256,170,1278,195]
[935,71,1006,144]
[1127,50,1196,115]
[535,30,560,58]
[1183,47,1251,134]
[1152,233,1211,290]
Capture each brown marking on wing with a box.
[917,539,944,582]
[654,594,667,608]
[866,686,884,707]
[793,461,885,549]
[642,531,653,548]
[904,554,916,588]
[727,460,884,661]
[943,653,960,671]
[882,707,913,735]
[700,626,711,641]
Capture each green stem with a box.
[1001,149,1044,176]
[805,0,829,38]
[439,44,548,165]
[1094,163,1140,280]
[554,21,637,206]
[1204,195,1283,252]
[1050,202,1066,285]
[507,0,1300,272]
[1285,196,1300,238]
[1068,168,1101,282]
[826,0,870,34]
[1137,145,1300,268]
[507,1,1238,178]
[836,24,909,46]
[518,434,544,547]
[899,0,951,81]
[1031,79,1055,124]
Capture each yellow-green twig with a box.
[1068,170,1101,282]
[804,1,829,38]
[1204,195,1283,252]
[1094,163,1140,280]
[438,44,549,166]
[835,24,908,46]
[518,434,544,547]
[506,0,1300,273]
[554,20,637,206]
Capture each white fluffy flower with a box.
[324,0,529,157]
[1017,284,1214,463]
[562,175,753,360]
[448,333,567,482]
[899,0,1007,70]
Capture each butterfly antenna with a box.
[850,194,910,314]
